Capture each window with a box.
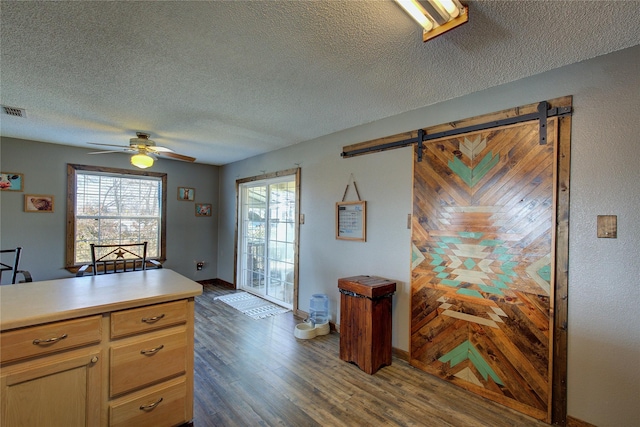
[66,164,167,270]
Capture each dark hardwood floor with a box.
[193,283,549,426]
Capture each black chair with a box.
[0,247,33,284]
[76,242,162,277]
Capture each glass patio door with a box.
[237,174,297,309]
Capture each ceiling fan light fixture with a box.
[88,132,195,164]
[131,153,154,169]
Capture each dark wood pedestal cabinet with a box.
[338,275,396,374]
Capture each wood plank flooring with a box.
[193,284,550,426]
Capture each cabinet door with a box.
[1,348,102,427]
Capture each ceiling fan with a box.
[88,132,196,169]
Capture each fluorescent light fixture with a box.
[130,153,154,169]
[396,0,434,31]
[395,0,468,42]
[437,0,461,18]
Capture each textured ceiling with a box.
[1,1,639,165]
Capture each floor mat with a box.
[214,291,290,319]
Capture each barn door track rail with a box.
[341,100,572,161]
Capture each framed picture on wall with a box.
[177,187,195,201]
[25,194,54,212]
[0,172,23,191]
[336,200,366,242]
[195,203,212,217]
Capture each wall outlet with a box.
[196,261,204,270]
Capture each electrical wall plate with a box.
[597,215,617,238]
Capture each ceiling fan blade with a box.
[148,146,174,153]
[87,135,193,162]
[88,150,127,155]
[88,142,130,148]
[157,151,196,162]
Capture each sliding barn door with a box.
[410,116,559,420]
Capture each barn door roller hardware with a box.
[341,101,572,161]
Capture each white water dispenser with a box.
[309,294,329,325]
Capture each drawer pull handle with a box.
[140,344,164,355]
[139,397,163,411]
[33,333,68,345]
[142,314,165,323]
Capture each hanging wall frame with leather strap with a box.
[336,173,366,242]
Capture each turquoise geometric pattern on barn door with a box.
[411,123,555,421]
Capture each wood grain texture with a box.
[0,315,102,363]
[551,113,572,425]
[342,96,572,159]
[110,377,188,427]
[110,326,187,397]
[411,119,555,421]
[1,347,102,427]
[110,300,187,339]
[339,97,571,425]
[338,278,395,374]
[1,274,199,427]
[192,283,549,427]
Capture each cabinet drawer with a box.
[1,315,102,364]
[110,328,186,397]
[110,376,187,427]
[111,300,187,339]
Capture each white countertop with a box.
[0,269,203,331]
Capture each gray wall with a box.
[0,138,219,282]
[217,45,640,426]
[1,45,637,427]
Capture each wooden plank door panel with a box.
[410,119,556,421]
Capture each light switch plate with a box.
[597,215,617,238]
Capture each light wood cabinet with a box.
[1,347,102,427]
[110,326,187,397]
[0,315,102,364]
[107,300,193,427]
[109,377,188,427]
[0,269,202,427]
[110,300,187,339]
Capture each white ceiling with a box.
[1,1,639,166]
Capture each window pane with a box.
[74,170,163,264]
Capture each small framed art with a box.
[178,187,195,201]
[0,172,23,191]
[25,194,54,213]
[195,203,212,217]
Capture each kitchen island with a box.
[0,269,202,427]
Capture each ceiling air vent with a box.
[2,105,27,118]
